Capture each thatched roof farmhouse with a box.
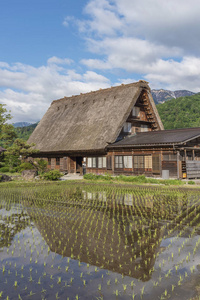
[28,81,163,153]
[28,81,200,179]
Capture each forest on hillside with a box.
[156,93,200,129]
[14,122,38,141]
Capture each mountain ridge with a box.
[151,89,196,104]
[13,122,33,128]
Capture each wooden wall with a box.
[162,161,177,178]
[186,161,200,179]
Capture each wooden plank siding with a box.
[69,157,76,173]
[162,161,177,178]
[186,161,200,179]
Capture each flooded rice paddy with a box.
[0,182,200,300]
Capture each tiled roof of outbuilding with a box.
[108,127,200,148]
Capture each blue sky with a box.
[1,0,200,122]
[0,0,87,65]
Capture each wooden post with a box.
[177,151,180,179]
[112,151,115,175]
[132,150,134,173]
[192,149,195,160]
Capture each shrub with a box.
[18,162,34,172]
[84,173,113,181]
[9,169,16,173]
[188,180,195,185]
[84,173,99,180]
[0,167,9,173]
[116,175,148,183]
[0,162,5,168]
[162,179,184,185]
[43,170,63,181]
[33,159,48,174]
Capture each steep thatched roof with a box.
[28,81,163,153]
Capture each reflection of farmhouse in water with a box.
[0,203,30,248]
[24,187,195,282]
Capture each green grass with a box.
[84,174,186,185]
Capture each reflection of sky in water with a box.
[0,186,200,299]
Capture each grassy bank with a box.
[83,173,196,186]
[0,171,197,187]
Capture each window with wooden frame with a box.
[144,155,152,169]
[123,156,132,168]
[114,156,132,169]
[132,106,140,117]
[48,158,51,165]
[102,157,106,168]
[56,158,60,165]
[92,157,97,168]
[87,157,97,167]
[98,157,102,168]
[97,157,107,168]
[115,156,123,168]
[138,156,144,168]
[87,158,92,168]
[133,156,145,169]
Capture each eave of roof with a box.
[108,127,200,148]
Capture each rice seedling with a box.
[0,181,200,299]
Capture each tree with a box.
[0,104,17,147]
[5,139,39,169]
[1,124,17,147]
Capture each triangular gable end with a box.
[113,87,164,143]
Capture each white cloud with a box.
[81,0,200,53]
[72,0,200,92]
[2,0,200,125]
[0,58,111,123]
[47,56,73,65]
[145,56,200,91]
[62,16,75,27]
[83,71,110,83]
[114,0,200,54]
[82,0,124,36]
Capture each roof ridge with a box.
[52,80,150,105]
